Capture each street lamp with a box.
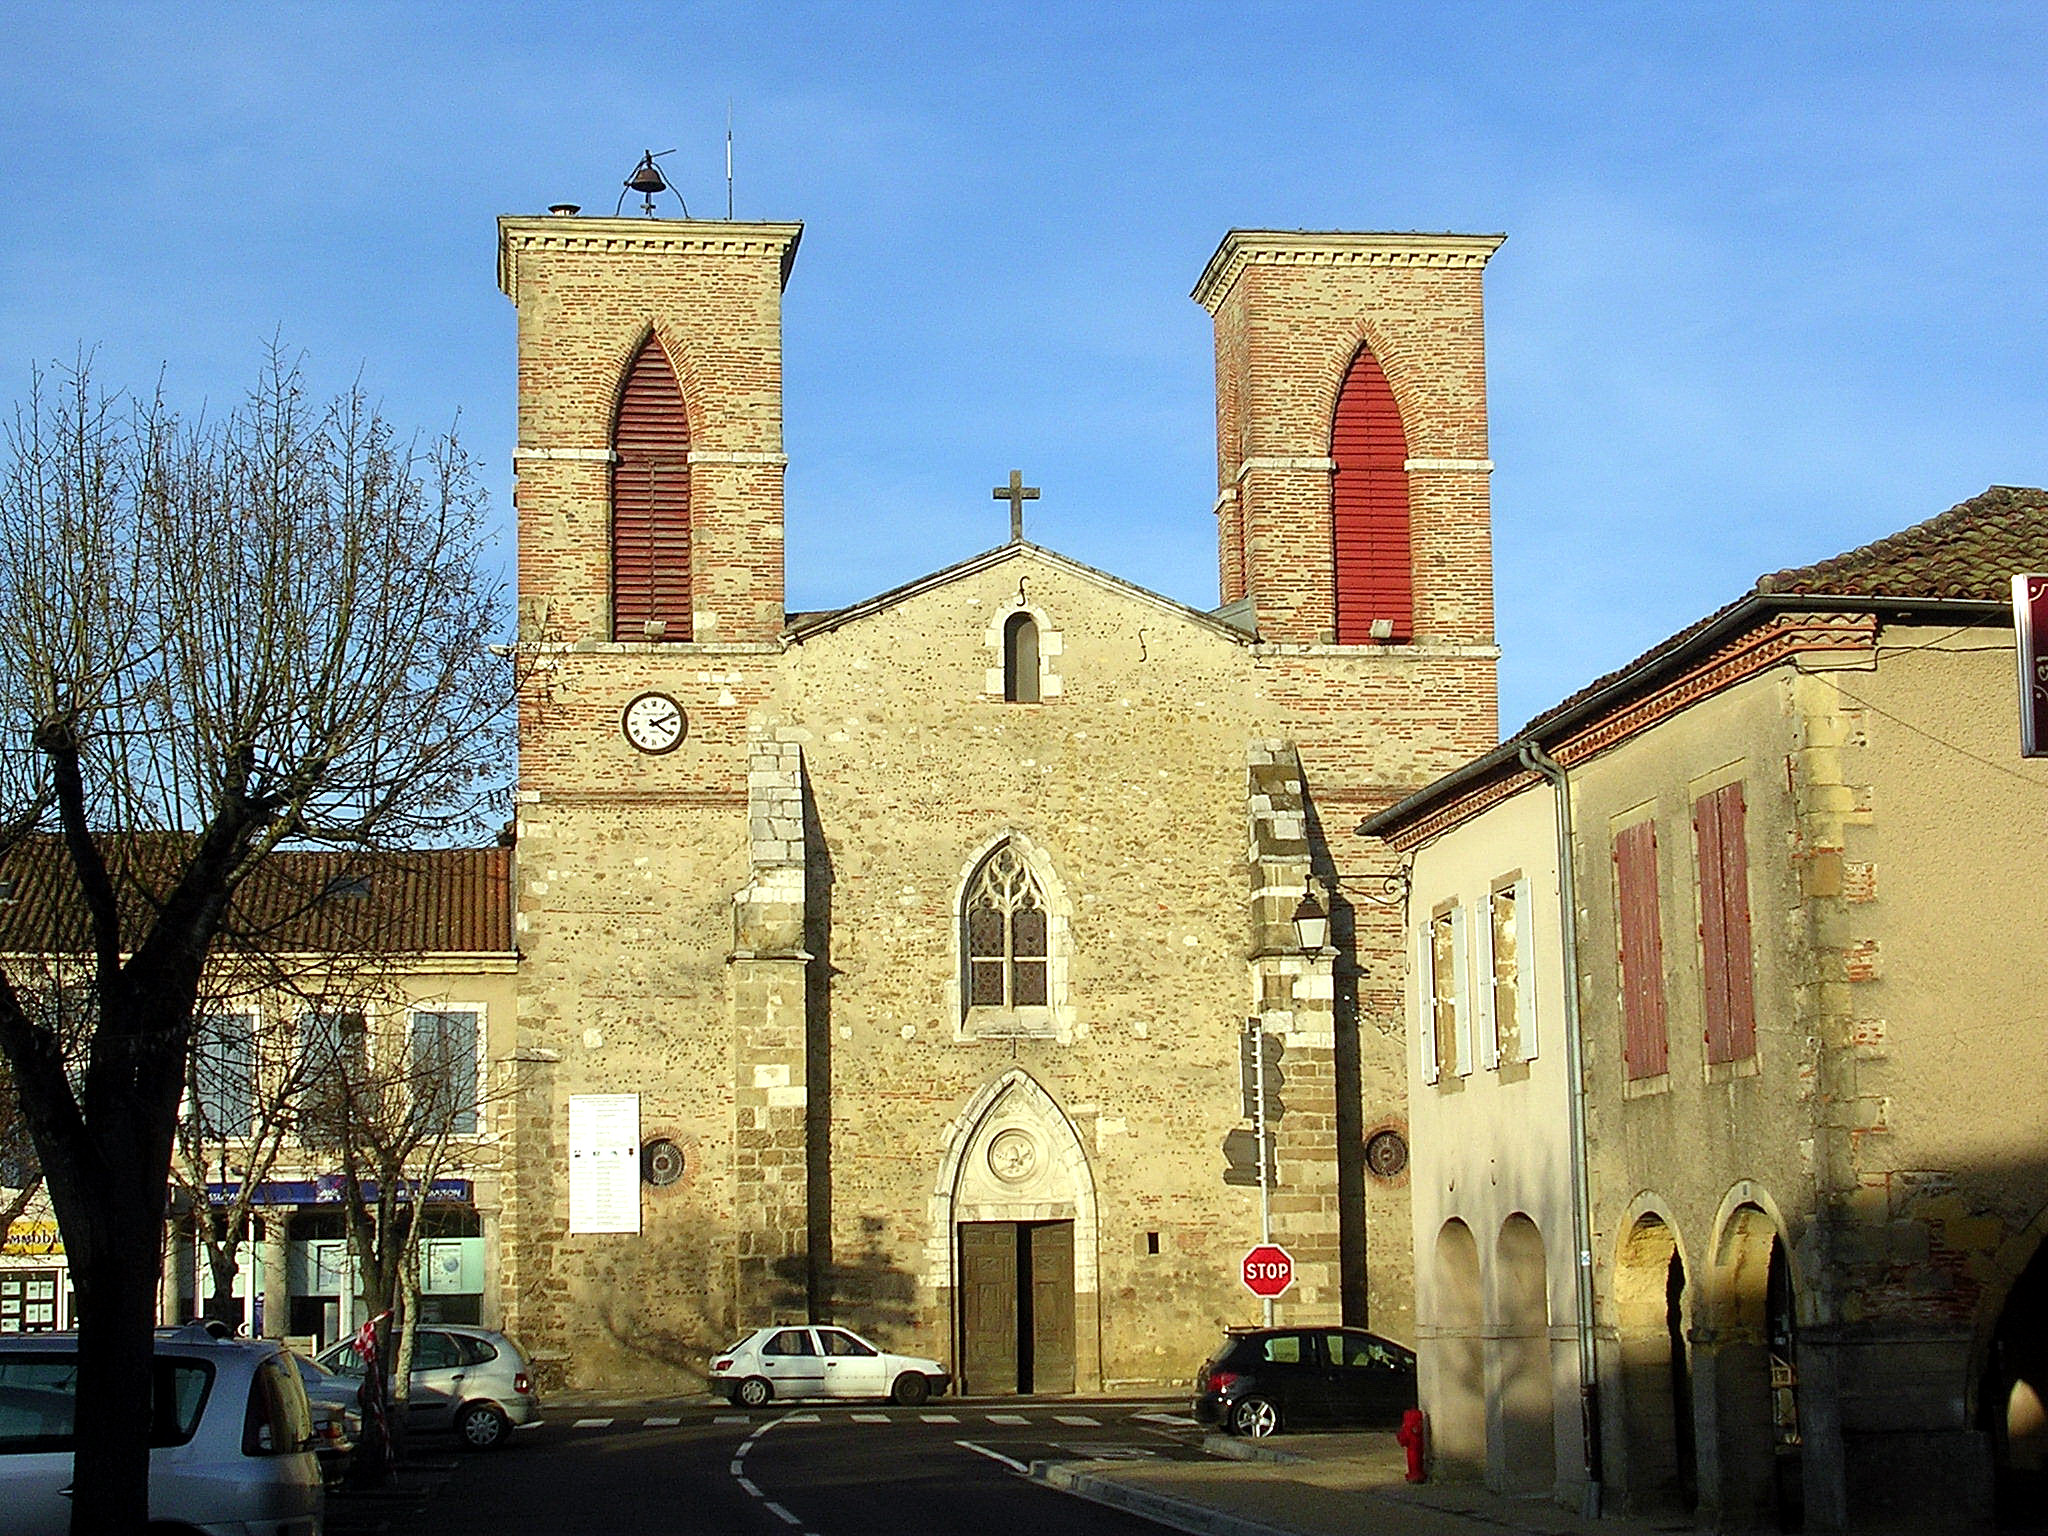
[1292,887,1329,952]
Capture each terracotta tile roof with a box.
[0,839,513,957]
[1515,485,2045,741]
[1754,484,2048,600]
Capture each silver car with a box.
[315,1323,540,1449]
[0,1323,323,1535]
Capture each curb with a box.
[1031,1461,1309,1536]
[1199,1432,1308,1465]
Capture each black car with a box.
[1192,1325,1416,1437]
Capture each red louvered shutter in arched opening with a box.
[612,336,691,641]
[1330,347,1412,643]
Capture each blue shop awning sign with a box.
[204,1177,472,1207]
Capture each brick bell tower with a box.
[1196,232,1506,1342]
[497,211,802,645]
[495,211,809,1372]
[1193,231,1504,651]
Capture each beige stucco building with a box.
[492,213,1509,1394]
[1366,487,2048,1530]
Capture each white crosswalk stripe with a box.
[572,1417,613,1428]
[919,1412,959,1423]
[850,1412,889,1422]
[645,1416,681,1426]
[1053,1414,1101,1425]
[985,1413,1029,1424]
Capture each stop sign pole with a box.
[1247,1017,1276,1322]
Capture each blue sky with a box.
[2,3,2041,732]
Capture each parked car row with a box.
[0,1321,542,1534]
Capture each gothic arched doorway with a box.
[932,1070,1097,1394]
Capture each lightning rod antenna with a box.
[726,102,734,220]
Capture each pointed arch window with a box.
[612,335,692,642]
[1003,612,1040,703]
[1330,345,1412,643]
[965,843,1049,1012]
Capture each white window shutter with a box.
[1477,894,1500,1071]
[1416,921,1439,1085]
[1514,876,1538,1061]
[1450,904,1474,1077]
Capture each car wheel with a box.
[736,1376,773,1408]
[1231,1396,1281,1438]
[890,1371,931,1407]
[457,1402,511,1450]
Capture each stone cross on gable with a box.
[992,469,1039,543]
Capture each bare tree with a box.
[0,351,507,1535]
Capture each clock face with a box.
[621,692,686,754]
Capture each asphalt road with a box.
[329,1398,1206,1536]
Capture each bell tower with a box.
[1193,231,1504,648]
[497,211,802,645]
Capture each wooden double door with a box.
[959,1220,1075,1394]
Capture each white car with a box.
[710,1325,951,1407]
[0,1323,323,1536]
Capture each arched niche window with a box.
[1003,611,1040,703]
[1330,345,1412,644]
[612,335,692,642]
[964,842,1050,1025]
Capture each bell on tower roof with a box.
[617,149,688,218]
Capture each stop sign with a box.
[1241,1243,1294,1299]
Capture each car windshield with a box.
[0,1355,214,1453]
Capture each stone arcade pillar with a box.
[729,733,812,1327]
[1248,741,1341,1324]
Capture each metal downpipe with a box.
[1519,742,1603,1520]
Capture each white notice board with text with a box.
[567,1093,641,1234]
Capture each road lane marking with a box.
[956,1439,1030,1473]
[985,1413,1029,1424]
[736,1476,762,1497]
[730,1459,746,1476]
[572,1418,613,1428]
[850,1412,889,1422]
[782,1412,820,1422]
[764,1503,802,1526]
[1054,1414,1101,1425]
[1133,1411,1199,1426]
[919,1412,959,1423]
[646,1416,681,1427]
[515,1421,544,1431]
[715,1414,749,1423]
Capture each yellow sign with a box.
[2,1221,63,1258]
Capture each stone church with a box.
[492,212,1504,1393]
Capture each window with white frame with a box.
[190,1008,257,1139]
[1483,877,1537,1068]
[409,1009,481,1135]
[297,1008,367,1145]
[1422,904,1473,1083]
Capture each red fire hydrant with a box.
[1398,1408,1427,1483]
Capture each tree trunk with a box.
[63,1197,163,1535]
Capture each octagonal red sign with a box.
[1241,1242,1295,1299]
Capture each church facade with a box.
[493,213,1504,1393]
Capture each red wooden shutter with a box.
[1711,784,1755,1062]
[612,337,691,641]
[1614,821,1668,1080]
[1694,790,1731,1061]
[1330,347,1412,644]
